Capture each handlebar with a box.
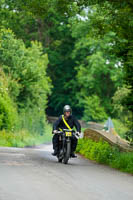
[62,129,75,132]
[52,129,81,139]
[53,129,75,134]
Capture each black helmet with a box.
[63,105,72,114]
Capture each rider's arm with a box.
[73,116,81,132]
[53,115,62,131]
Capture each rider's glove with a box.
[75,132,81,139]
[53,130,58,134]
[76,132,81,137]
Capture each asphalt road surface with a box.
[0,144,133,200]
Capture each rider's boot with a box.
[71,152,77,158]
[52,149,58,156]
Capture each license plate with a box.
[66,132,72,136]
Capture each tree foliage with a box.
[70,7,123,118]
[0,28,51,109]
[84,1,133,114]
[0,28,51,132]
[83,95,107,122]
[0,0,132,125]
[0,69,18,130]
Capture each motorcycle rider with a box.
[52,105,81,158]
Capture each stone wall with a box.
[84,128,133,152]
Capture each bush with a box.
[0,124,52,147]
[83,95,107,122]
[0,70,18,130]
[112,119,129,138]
[77,138,133,174]
[16,107,46,135]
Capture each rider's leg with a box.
[52,134,59,156]
[71,136,78,157]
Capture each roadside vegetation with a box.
[112,119,129,138]
[0,124,52,147]
[77,138,133,174]
[0,29,52,147]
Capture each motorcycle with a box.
[54,129,80,164]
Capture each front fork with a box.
[58,135,71,157]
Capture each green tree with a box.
[0,28,52,134]
[1,0,132,123]
[85,0,133,122]
[70,12,123,118]
[83,95,107,122]
[0,28,51,110]
[112,86,132,127]
[0,0,86,117]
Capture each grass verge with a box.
[76,138,133,174]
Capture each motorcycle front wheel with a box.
[58,158,62,163]
[63,140,71,164]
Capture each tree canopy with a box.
[0,0,132,131]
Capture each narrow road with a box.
[0,144,133,200]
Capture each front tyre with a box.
[63,140,71,164]
[58,158,62,163]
